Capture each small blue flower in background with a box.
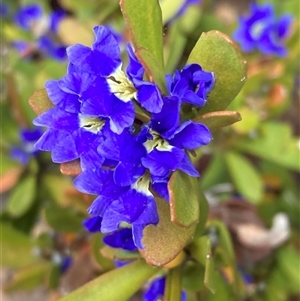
[0,3,9,18]
[143,277,187,301]
[11,128,43,165]
[233,3,293,57]
[34,24,214,249]
[13,3,67,61]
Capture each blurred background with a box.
[1,0,299,300]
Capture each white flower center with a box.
[250,21,266,39]
[107,66,137,102]
[79,116,105,134]
[133,174,151,196]
[143,130,172,153]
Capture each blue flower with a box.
[166,63,215,107]
[143,276,187,301]
[33,24,215,250]
[13,4,67,61]
[233,3,293,57]
[14,3,42,30]
[0,3,9,18]
[139,96,212,178]
[10,128,43,165]
[75,169,159,249]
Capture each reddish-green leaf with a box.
[187,31,246,113]
[194,111,242,130]
[139,198,196,266]
[29,88,54,115]
[168,170,200,228]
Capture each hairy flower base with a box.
[34,24,215,249]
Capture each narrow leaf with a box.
[60,260,159,301]
[4,262,51,292]
[225,152,264,204]
[120,0,166,91]
[7,175,36,217]
[164,267,182,301]
[168,170,200,227]
[29,88,54,115]
[187,31,246,113]
[194,111,242,130]
[140,198,196,266]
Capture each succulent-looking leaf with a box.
[120,0,166,92]
[187,31,246,113]
[60,260,159,301]
[194,111,242,130]
[60,160,82,176]
[140,198,196,266]
[168,170,200,227]
[29,88,54,116]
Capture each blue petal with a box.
[33,107,79,132]
[178,153,199,177]
[74,168,128,197]
[151,96,180,137]
[88,195,113,216]
[14,4,42,30]
[45,80,80,113]
[114,161,146,186]
[143,277,165,301]
[136,82,163,113]
[142,147,184,177]
[103,228,137,251]
[169,121,212,149]
[83,216,102,233]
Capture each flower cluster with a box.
[34,25,214,248]
[13,3,67,61]
[233,3,293,57]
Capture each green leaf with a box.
[277,246,300,292]
[60,260,159,301]
[44,204,84,233]
[164,267,182,301]
[225,152,264,204]
[7,175,36,217]
[235,122,300,172]
[168,170,200,227]
[4,262,51,293]
[194,111,242,130]
[0,223,38,268]
[182,262,204,292]
[160,0,184,24]
[120,0,166,92]
[193,190,209,238]
[187,31,246,113]
[29,88,54,116]
[188,236,216,293]
[140,198,196,266]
